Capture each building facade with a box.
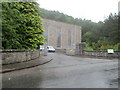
[42,18,82,49]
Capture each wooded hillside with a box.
[41,8,120,51]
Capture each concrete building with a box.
[42,18,82,49]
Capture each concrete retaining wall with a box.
[2,50,40,65]
[83,50,120,58]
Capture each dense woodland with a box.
[40,8,120,51]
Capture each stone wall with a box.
[42,18,82,49]
[55,49,66,53]
[2,50,40,65]
[83,50,120,58]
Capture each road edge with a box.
[1,59,53,73]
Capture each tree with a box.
[101,13,119,44]
[2,2,44,49]
[40,8,119,50]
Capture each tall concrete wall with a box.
[42,18,82,49]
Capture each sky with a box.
[37,0,119,22]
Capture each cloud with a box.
[38,0,119,22]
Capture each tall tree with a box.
[2,2,44,49]
[40,8,119,50]
[102,13,118,44]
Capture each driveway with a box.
[2,53,118,88]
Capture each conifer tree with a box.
[2,2,44,49]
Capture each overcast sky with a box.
[37,0,119,22]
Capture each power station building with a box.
[42,18,82,49]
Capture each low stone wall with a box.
[83,50,120,58]
[66,49,76,56]
[55,49,66,53]
[2,50,40,65]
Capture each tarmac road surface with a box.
[2,53,118,88]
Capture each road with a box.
[2,53,118,88]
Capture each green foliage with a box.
[40,8,100,42]
[83,13,119,50]
[40,8,75,24]
[2,2,45,49]
[101,13,118,44]
[83,32,95,44]
[117,43,120,51]
[85,41,120,51]
[84,42,93,51]
[114,43,120,51]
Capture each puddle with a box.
[111,78,118,83]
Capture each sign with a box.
[107,49,114,54]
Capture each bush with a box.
[114,43,120,51]
[84,42,93,51]
[2,2,45,49]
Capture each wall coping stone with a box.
[83,50,120,52]
[1,49,39,53]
